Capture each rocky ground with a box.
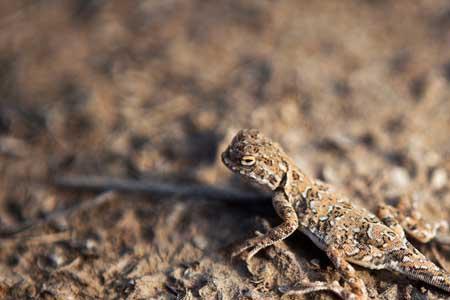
[1,1,450,299]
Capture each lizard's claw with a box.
[231,230,274,277]
[231,233,266,261]
[280,280,362,300]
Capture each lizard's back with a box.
[297,187,450,292]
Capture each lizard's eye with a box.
[241,155,256,166]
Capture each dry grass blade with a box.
[53,175,270,204]
[0,191,117,238]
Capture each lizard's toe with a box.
[280,280,363,300]
[231,235,265,259]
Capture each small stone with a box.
[389,167,410,189]
[52,254,65,267]
[85,239,97,250]
[431,168,447,190]
[192,236,208,250]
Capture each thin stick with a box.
[0,191,117,238]
[53,176,270,204]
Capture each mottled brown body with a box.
[222,129,450,300]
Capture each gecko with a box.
[221,129,449,300]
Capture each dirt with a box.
[1,1,450,299]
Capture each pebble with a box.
[431,168,447,190]
[389,167,410,189]
[192,235,208,250]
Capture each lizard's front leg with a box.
[326,246,368,300]
[377,195,447,243]
[256,219,360,300]
[232,189,299,265]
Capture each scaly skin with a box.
[222,129,450,300]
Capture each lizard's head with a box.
[221,129,287,190]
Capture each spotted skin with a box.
[377,195,448,243]
[222,129,450,300]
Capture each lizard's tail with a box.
[387,256,450,292]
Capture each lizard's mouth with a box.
[221,149,239,172]
[221,150,232,168]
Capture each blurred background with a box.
[1,1,450,299]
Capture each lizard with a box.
[221,129,450,300]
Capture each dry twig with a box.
[53,175,270,204]
[0,191,117,238]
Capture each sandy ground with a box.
[1,1,450,299]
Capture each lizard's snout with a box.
[221,147,240,172]
[221,148,232,167]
